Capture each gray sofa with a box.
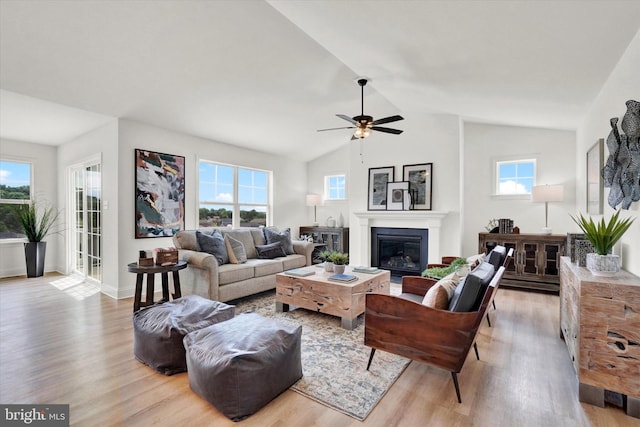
[173,227,314,302]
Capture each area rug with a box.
[232,291,410,421]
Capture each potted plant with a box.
[329,252,349,274]
[571,210,635,277]
[15,200,60,277]
[318,250,335,272]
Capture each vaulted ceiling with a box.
[1,1,639,162]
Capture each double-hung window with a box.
[324,174,346,201]
[199,161,270,227]
[495,159,536,195]
[0,160,32,240]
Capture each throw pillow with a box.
[422,272,460,309]
[255,242,287,259]
[225,234,247,264]
[196,230,229,265]
[263,227,295,255]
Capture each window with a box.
[324,174,346,200]
[496,159,536,195]
[0,160,31,239]
[199,161,270,227]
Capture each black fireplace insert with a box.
[371,227,428,277]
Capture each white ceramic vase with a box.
[586,253,621,277]
[324,261,334,272]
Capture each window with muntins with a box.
[496,159,536,195]
[325,174,346,200]
[199,161,270,227]
[0,160,31,239]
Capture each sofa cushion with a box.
[224,234,247,264]
[281,254,307,270]
[256,242,287,259]
[223,229,259,260]
[448,262,495,312]
[422,272,460,309]
[196,230,229,265]
[263,227,294,255]
[248,259,284,277]
[218,263,255,285]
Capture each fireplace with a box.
[371,227,428,277]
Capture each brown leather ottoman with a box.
[184,312,302,421]
[133,295,234,375]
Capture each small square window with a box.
[325,174,346,200]
[496,159,536,195]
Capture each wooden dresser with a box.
[559,256,640,418]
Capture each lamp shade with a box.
[306,194,322,206]
[531,185,564,203]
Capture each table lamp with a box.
[306,194,322,226]
[531,184,564,234]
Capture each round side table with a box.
[127,260,187,312]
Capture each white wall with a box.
[462,123,576,256]
[577,29,640,276]
[57,121,119,296]
[306,144,350,227]
[0,139,59,277]
[115,120,308,298]
[307,112,462,266]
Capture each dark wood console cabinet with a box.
[478,232,565,293]
[300,226,349,263]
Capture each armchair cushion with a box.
[196,230,229,265]
[448,262,495,312]
[422,272,460,309]
[486,245,507,271]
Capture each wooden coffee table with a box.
[275,267,390,330]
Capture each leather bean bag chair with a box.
[133,295,234,375]
[184,312,302,421]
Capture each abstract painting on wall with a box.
[135,149,185,238]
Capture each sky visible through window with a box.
[326,174,346,200]
[497,160,535,194]
[0,160,31,195]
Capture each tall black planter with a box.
[24,241,46,278]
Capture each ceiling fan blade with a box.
[371,115,404,125]
[336,114,356,124]
[317,126,355,132]
[372,126,403,135]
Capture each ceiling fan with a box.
[318,78,404,139]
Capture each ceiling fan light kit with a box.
[318,78,404,139]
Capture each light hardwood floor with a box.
[0,274,638,427]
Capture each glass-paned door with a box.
[70,162,102,283]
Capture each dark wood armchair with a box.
[365,266,506,403]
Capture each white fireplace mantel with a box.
[352,211,449,264]
[353,211,449,225]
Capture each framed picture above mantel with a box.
[403,163,433,210]
[386,181,410,210]
[368,166,394,211]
